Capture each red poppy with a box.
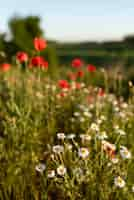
[0,63,11,72]
[77,70,84,78]
[71,58,83,68]
[34,37,47,51]
[16,52,28,63]
[31,56,48,69]
[59,92,66,98]
[75,82,81,89]
[58,80,70,89]
[87,64,96,72]
[98,88,105,97]
[42,61,48,69]
[31,56,44,66]
[67,72,77,80]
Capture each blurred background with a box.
[0,0,134,78]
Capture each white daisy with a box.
[57,165,67,176]
[66,134,76,139]
[116,129,126,136]
[79,117,85,122]
[97,131,108,140]
[80,134,91,142]
[83,111,92,118]
[74,112,81,117]
[57,133,66,140]
[78,147,89,159]
[90,123,99,131]
[47,170,55,178]
[114,176,125,188]
[52,145,64,154]
[111,157,119,164]
[120,148,131,159]
[35,163,46,173]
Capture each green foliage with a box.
[42,45,59,78]
[8,15,43,52]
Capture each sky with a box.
[0,0,134,42]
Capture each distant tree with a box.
[124,35,134,48]
[8,15,43,53]
[7,15,59,74]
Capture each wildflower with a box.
[100,115,106,121]
[74,112,81,117]
[66,134,76,139]
[89,104,94,109]
[113,100,118,106]
[57,92,67,99]
[57,133,66,140]
[31,56,48,68]
[132,185,134,192]
[97,132,108,140]
[70,117,75,122]
[128,81,133,87]
[62,88,69,92]
[114,106,120,112]
[97,119,103,125]
[114,176,126,188]
[116,129,126,136]
[52,145,64,154]
[98,88,105,97]
[81,82,85,88]
[120,147,131,159]
[51,85,57,92]
[78,148,89,159]
[78,104,85,110]
[71,82,76,90]
[45,84,51,89]
[83,111,92,118]
[57,165,67,176]
[47,170,55,178]
[114,125,119,130]
[84,88,89,94]
[36,92,44,99]
[16,52,28,63]
[0,63,11,72]
[102,140,116,152]
[111,157,119,164]
[102,140,116,158]
[121,103,128,109]
[34,37,47,51]
[80,134,91,142]
[35,163,46,173]
[72,58,83,68]
[42,61,48,69]
[77,70,84,78]
[58,80,70,89]
[79,117,85,122]
[119,112,126,119]
[75,82,81,89]
[31,56,42,66]
[90,123,99,131]
[87,64,96,72]
[68,72,77,80]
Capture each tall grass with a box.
[0,66,133,199]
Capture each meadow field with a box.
[0,38,134,200]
